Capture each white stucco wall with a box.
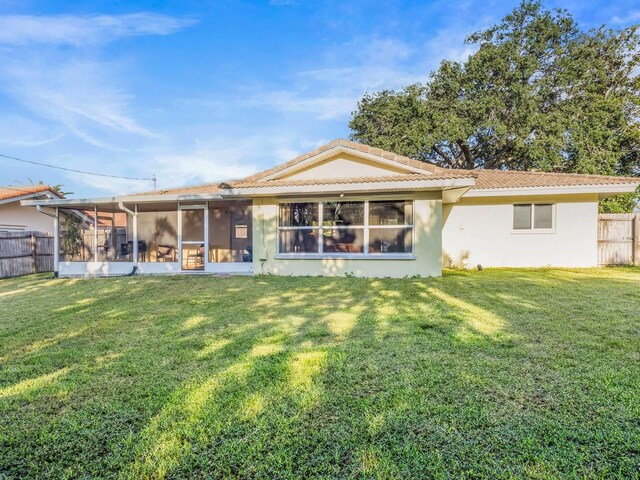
[0,202,55,233]
[252,192,443,278]
[442,193,599,268]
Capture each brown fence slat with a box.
[0,231,54,278]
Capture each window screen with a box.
[513,204,532,230]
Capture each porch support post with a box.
[634,213,640,266]
[133,204,139,264]
[204,201,209,269]
[94,205,98,261]
[53,207,59,276]
[118,201,138,265]
[37,206,60,276]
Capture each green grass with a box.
[1,269,639,479]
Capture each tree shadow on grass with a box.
[1,270,639,478]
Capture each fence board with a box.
[597,214,639,266]
[0,231,54,278]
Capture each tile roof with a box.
[130,139,639,196]
[133,183,222,196]
[0,185,63,201]
[474,170,640,190]
[241,138,443,182]
[228,171,476,189]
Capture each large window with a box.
[513,204,554,231]
[278,200,414,255]
[278,202,320,253]
[323,202,365,253]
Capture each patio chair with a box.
[157,244,176,262]
[123,240,148,261]
[186,245,205,267]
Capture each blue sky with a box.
[0,0,639,197]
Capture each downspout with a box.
[37,205,59,278]
[118,202,138,276]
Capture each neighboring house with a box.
[23,139,640,277]
[0,186,63,233]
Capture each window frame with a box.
[276,197,416,259]
[512,203,556,233]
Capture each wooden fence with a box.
[597,214,640,266]
[0,231,54,279]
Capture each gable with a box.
[277,152,418,181]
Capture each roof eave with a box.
[21,193,225,208]
[0,190,59,205]
[465,183,640,198]
[220,178,476,197]
[257,144,433,182]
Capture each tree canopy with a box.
[349,1,640,211]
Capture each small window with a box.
[513,204,554,231]
[534,204,553,229]
[513,204,532,230]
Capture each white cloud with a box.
[0,13,197,46]
[0,12,196,150]
[68,134,326,195]
[2,57,156,147]
[0,115,65,147]
[246,90,356,120]
[244,16,490,121]
[611,10,640,25]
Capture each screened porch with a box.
[53,199,253,276]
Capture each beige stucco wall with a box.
[442,193,599,268]
[281,153,408,180]
[252,192,443,278]
[0,202,55,233]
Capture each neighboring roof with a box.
[76,210,127,228]
[134,183,222,197]
[475,170,640,190]
[0,185,63,202]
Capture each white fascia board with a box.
[464,183,640,198]
[260,146,430,180]
[220,178,476,197]
[21,196,121,207]
[21,193,225,207]
[118,193,224,203]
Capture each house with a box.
[0,186,63,233]
[22,139,640,278]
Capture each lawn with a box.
[1,269,639,479]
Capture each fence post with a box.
[31,232,37,273]
[634,214,640,266]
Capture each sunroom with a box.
[29,195,253,277]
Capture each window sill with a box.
[511,229,556,235]
[274,253,416,260]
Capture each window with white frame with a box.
[513,203,554,230]
[278,200,414,255]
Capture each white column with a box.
[204,202,209,268]
[132,204,139,264]
[53,207,60,275]
[93,205,98,261]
